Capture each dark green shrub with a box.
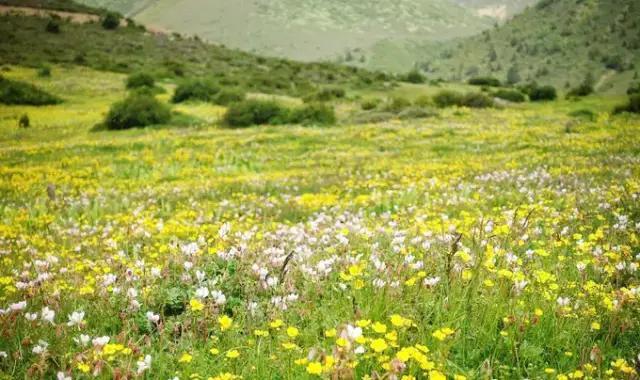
[126,72,155,89]
[568,109,595,121]
[45,19,60,34]
[528,85,557,101]
[433,90,464,108]
[627,82,640,95]
[164,60,185,77]
[468,77,501,87]
[304,87,346,102]
[567,74,594,98]
[614,94,640,114]
[18,114,29,128]
[213,88,245,105]
[223,100,288,127]
[172,80,219,103]
[460,92,494,108]
[73,53,87,65]
[0,76,61,105]
[567,83,593,98]
[433,90,493,108]
[383,96,411,113]
[536,0,554,9]
[101,12,121,30]
[104,93,171,130]
[37,65,51,78]
[404,69,426,84]
[361,98,381,111]
[350,111,396,124]
[289,103,336,125]
[494,89,526,103]
[506,66,521,85]
[398,107,438,120]
[602,55,624,71]
[413,95,432,107]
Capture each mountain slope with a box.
[76,0,502,62]
[416,0,640,92]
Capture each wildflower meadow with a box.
[0,66,639,380]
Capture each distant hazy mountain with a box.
[76,0,535,62]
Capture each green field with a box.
[1,64,639,379]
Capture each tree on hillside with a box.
[567,72,595,98]
[102,12,121,30]
[488,47,498,62]
[507,65,521,85]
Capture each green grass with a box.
[0,65,639,380]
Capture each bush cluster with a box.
[461,92,494,108]
[433,90,494,108]
[45,19,60,34]
[104,93,170,130]
[303,87,346,102]
[288,103,336,125]
[102,12,121,30]
[567,83,594,98]
[433,90,463,107]
[212,88,246,105]
[493,89,526,103]
[403,69,426,84]
[353,95,437,123]
[525,84,557,101]
[568,109,595,121]
[37,65,51,78]
[360,98,381,110]
[627,82,640,95]
[18,114,30,128]
[223,100,287,127]
[0,76,61,105]
[126,72,155,89]
[171,80,220,103]
[468,77,501,87]
[614,94,640,114]
[398,107,438,120]
[224,100,335,127]
[382,97,412,113]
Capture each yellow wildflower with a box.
[370,338,388,353]
[179,352,193,363]
[307,361,323,375]
[189,299,204,312]
[218,315,233,331]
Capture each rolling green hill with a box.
[74,0,530,63]
[0,12,391,98]
[413,0,640,93]
[0,0,103,14]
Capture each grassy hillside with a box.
[76,0,497,62]
[0,13,390,98]
[414,0,640,92]
[0,0,102,14]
